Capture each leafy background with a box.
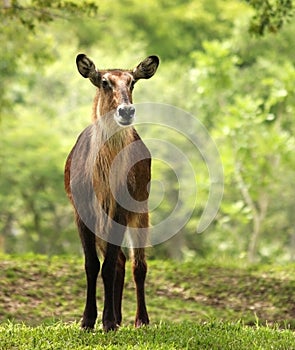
[1,0,295,263]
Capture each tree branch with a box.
[234,161,258,218]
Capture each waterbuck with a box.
[64,54,159,331]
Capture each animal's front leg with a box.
[114,249,126,326]
[77,217,100,330]
[101,242,121,331]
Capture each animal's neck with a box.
[97,119,133,149]
[91,91,99,122]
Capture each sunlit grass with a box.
[0,320,294,350]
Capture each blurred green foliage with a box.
[1,0,295,262]
[245,0,294,35]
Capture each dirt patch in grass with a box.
[0,256,294,328]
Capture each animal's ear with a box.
[132,55,160,80]
[76,54,101,86]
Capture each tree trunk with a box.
[3,0,10,8]
[289,231,295,261]
[247,192,268,263]
[234,162,269,263]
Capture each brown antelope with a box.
[64,54,159,331]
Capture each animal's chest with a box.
[94,140,151,212]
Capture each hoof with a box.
[103,320,118,332]
[81,318,96,331]
[135,317,149,328]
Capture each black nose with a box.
[117,105,135,120]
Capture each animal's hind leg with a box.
[114,249,126,326]
[132,247,149,327]
[130,213,150,327]
[77,215,100,330]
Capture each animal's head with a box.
[76,54,159,126]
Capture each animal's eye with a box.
[101,78,110,90]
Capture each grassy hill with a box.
[0,255,295,349]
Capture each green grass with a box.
[1,320,294,350]
[1,254,295,349]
